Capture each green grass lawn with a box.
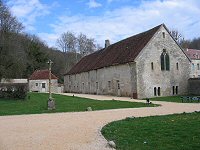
[102,112,200,150]
[149,95,200,103]
[0,93,157,116]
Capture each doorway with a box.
[41,83,46,92]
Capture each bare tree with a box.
[77,33,87,55]
[0,0,24,33]
[170,29,184,43]
[56,31,101,72]
[85,38,96,55]
[77,33,96,57]
[56,32,77,71]
[56,31,77,53]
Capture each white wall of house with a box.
[190,60,200,78]
[29,79,58,93]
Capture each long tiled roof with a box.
[29,70,58,80]
[66,24,162,75]
[185,49,200,60]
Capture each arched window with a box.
[165,54,170,70]
[161,53,165,70]
[160,49,170,71]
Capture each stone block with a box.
[48,99,55,110]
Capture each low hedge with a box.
[0,83,28,99]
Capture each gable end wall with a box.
[135,26,190,98]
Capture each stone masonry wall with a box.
[188,78,200,95]
[64,63,135,97]
[64,25,191,99]
[29,79,58,93]
[136,25,190,99]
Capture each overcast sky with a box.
[6,0,200,48]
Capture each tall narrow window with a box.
[154,87,157,96]
[176,62,179,70]
[197,64,200,70]
[151,62,154,70]
[161,49,170,71]
[161,53,165,70]
[192,63,195,71]
[175,86,178,94]
[165,53,170,70]
[158,87,161,96]
[162,32,165,38]
[172,86,175,95]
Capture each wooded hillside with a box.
[0,0,99,83]
[0,0,200,83]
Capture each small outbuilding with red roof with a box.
[29,70,59,93]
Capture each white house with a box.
[29,70,58,93]
[185,49,200,78]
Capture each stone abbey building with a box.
[64,24,190,99]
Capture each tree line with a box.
[170,29,200,50]
[56,32,102,71]
[1,0,200,83]
[0,0,100,83]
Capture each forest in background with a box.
[0,0,200,83]
[0,0,101,83]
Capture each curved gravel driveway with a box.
[0,93,200,150]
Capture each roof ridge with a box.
[109,24,163,47]
[65,24,162,75]
[29,69,58,80]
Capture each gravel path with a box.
[0,93,200,150]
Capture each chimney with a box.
[105,39,110,48]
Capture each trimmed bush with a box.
[0,83,28,100]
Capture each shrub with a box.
[0,83,28,100]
